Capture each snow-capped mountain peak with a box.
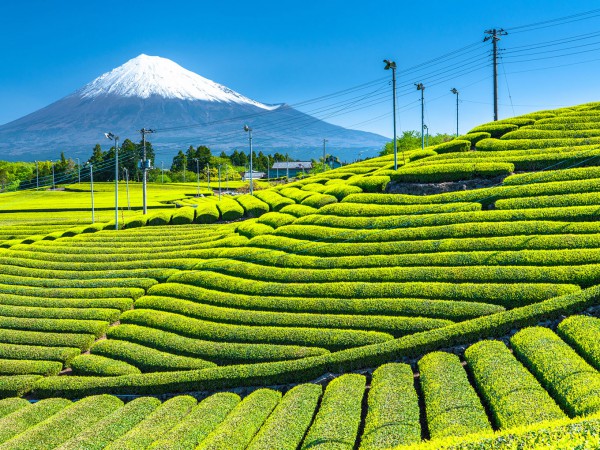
[78,54,278,110]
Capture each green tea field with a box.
[1,102,600,448]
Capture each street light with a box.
[105,132,119,230]
[384,59,401,169]
[218,164,222,201]
[415,83,425,149]
[423,124,429,147]
[244,125,254,195]
[123,167,131,210]
[193,157,200,197]
[75,158,81,183]
[85,161,95,223]
[451,88,459,136]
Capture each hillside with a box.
[1,101,600,447]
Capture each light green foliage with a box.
[256,211,297,228]
[0,359,62,376]
[278,203,318,217]
[105,395,196,450]
[456,132,490,145]
[148,392,240,450]
[433,139,470,154]
[301,374,366,450]
[503,166,600,185]
[197,389,281,450]
[0,394,123,450]
[468,123,519,138]
[464,340,565,429]
[91,339,215,372]
[322,183,363,200]
[70,354,141,376]
[235,194,269,217]
[347,175,390,192]
[0,398,29,419]
[56,397,161,450]
[247,384,322,450]
[300,192,338,208]
[236,220,275,238]
[391,162,513,183]
[557,315,600,370]
[419,351,492,439]
[0,398,71,444]
[511,326,600,416]
[171,206,196,225]
[194,201,220,224]
[0,343,78,365]
[360,363,420,449]
[216,197,245,221]
[253,190,296,211]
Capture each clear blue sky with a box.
[1,0,600,146]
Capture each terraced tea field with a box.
[2,102,600,448]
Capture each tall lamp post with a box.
[105,132,119,230]
[451,88,459,136]
[140,128,154,215]
[244,125,254,195]
[416,83,425,149]
[384,59,401,169]
[193,157,200,197]
[423,124,429,147]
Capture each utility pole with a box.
[484,28,507,121]
[451,88,459,136]
[286,153,289,179]
[218,165,222,201]
[140,128,154,214]
[161,161,164,184]
[105,133,119,230]
[424,124,429,147]
[384,59,401,169]
[183,155,186,183]
[207,162,210,190]
[35,161,39,189]
[322,139,328,172]
[193,158,200,197]
[52,163,55,189]
[416,83,425,149]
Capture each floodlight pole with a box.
[322,139,328,172]
[424,124,429,147]
[193,158,200,197]
[123,168,131,210]
[416,83,425,149]
[35,161,39,189]
[207,162,210,190]
[244,125,253,195]
[87,163,95,223]
[451,88,459,136]
[76,158,81,183]
[384,59,401,169]
[52,163,55,189]
[218,164,222,201]
[105,133,120,230]
[140,128,154,214]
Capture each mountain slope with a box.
[0,55,388,161]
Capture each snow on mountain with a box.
[78,54,278,110]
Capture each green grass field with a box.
[1,102,600,447]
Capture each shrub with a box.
[457,132,491,145]
[105,396,197,450]
[236,220,275,238]
[278,204,318,217]
[503,166,600,185]
[256,212,296,228]
[301,183,328,193]
[419,351,492,438]
[0,329,96,351]
[0,359,62,376]
[301,374,365,450]
[120,308,393,351]
[253,190,295,211]
[197,389,281,450]
[107,324,328,365]
[317,201,480,217]
[464,340,565,429]
[171,206,196,225]
[56,397,161,450]
[557,315,600,371]
[0,398,72,445]
[0,395,123,449]
[236,194,269,217]
[322,184,363,200]
[216,197,245,221]
[348,175,390,193]
[476,136,600,151]
[300,193,338,208]
[279,187,317,202]
[0,398,30,419]
[148,393,240,450]
[147,211,172,226]
[70,354,141,376]
[0,304,120,322]
[194,202,220,224]
[247,384,322,450]
[511,326,600,416]
[391,162,514,183]
[433,139,471,154]
[469,123,519,137]
[360,363,420,449]
[408,150,438,161]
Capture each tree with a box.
[171,150,186,172]
[379,130,454,156]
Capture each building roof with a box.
[242,171,266,178]
[272,161,312,169]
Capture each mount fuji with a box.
[0,54,388,162]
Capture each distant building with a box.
[325,156,343,169]
[269,161,312,178]
[242,171,266,181]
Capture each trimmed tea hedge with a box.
[419,351,492,439]
[511,326,600,416]
[464,339,565,429]
[391,163,514,183]
[216,198,245,221]
[433,139,470,154]
[70,354,141,376]
[301,374,366,450]
[360,363,420,449]
[253,190,295,211]
[557,315,600,371]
